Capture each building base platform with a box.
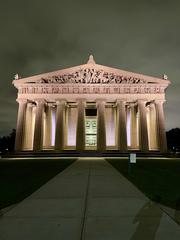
[1,150,176,159]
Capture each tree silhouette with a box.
[166,128,180,152]
[0,129,16,153]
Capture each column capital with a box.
[116,99,126,108]
[34,99,45,105]
[149,102,155,110]
[116,99,126,103]
[137,99,148,106]
[46,102,55,107]
[154,99,166,105]
[16,98,27,104]
[129,102,137,107]
[27,102,35,107]
[137,99,147,103]
[55,99,66,105]
[96,99,106,104]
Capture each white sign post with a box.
[128,153,136,175]
[130,153,136,163]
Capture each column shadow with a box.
[130,196,163,240]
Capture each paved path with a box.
[1,158,180,239]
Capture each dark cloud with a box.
[0,0,180,135]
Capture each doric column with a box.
[55,100,66,151]
[43,103,53,149]
[138,100,149,152]
[149,103,158,150]
[97,99,106,151]
[76,99,86,151]
[33,99,45,152]
[130,103,138,149]
[117,100,127,151]
[155,100,167,153]
[15,99,27,151]
[23,102,34,150]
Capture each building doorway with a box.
[85,108,97,149]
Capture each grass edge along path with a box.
[106,157,180,210]
[0,158,76,210]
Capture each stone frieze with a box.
[18,84,166,95]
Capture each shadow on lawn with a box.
[107,158,180,210]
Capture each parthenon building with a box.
[13,55,170,153]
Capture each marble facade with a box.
[13,56,170,153]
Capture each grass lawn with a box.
[107,158,180,210]
[0,158,76,210]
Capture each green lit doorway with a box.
[85,108,97,149]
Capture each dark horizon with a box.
[1,0,180,135]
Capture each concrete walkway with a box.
[1,158,180,239]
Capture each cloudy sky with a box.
[0,0,180,136]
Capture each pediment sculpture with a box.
[39,68,147,84]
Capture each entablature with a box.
[16,83,167,95]
[13,55,170,103]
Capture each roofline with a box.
[12,62,171,85]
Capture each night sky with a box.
[0,0,180,136]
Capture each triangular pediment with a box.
[13,56,170,86]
